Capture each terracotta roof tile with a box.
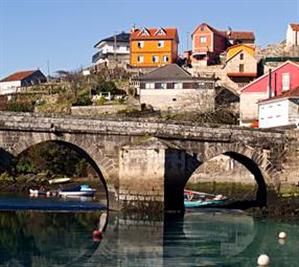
[290,23,299,31]
[259,86,299,103]
[130,27,179,41]
[219,30,255,40]
[1,70,36,82]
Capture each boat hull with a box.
[59,190,96,197]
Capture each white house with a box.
[286,23,299,47]
[258,86,299,128]
[135,64,215,111]
[92,32,130,66]
[0,70,47,95]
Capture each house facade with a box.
[258,86,299,128]
[0,70,47,95]
[130,27,179,68]
[92,32,130,66]
[191,23,255,66]
[286,23,299,47]
[136,64,215,111]
[240,61,299,126]
[225,44,257,86]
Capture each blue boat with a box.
[184,190,228,208]
[59,184,96,197]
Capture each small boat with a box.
[29,189,49,197]
[184,189,228,208]
[48,178,71,185]
[58,184,96,197]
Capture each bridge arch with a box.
[180,143,280,210]
[9,133,120,209]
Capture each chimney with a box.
[268,69,272,98]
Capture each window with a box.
[239,64,244,72]
[145,83,155,89]
[174,83,182,89]
[282,73,290,91]
[152,55,159,63]
[158,41,164,48]
[137,55,144,63]
[137,41,144,48]
[240,53,244,60]
[200,36,207,43]
[163,55,169,62]
[161,83,167,89]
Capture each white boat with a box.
[48,178,71,185]
[58,185,96,197]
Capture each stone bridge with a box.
[0,112,298,212]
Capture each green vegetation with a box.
[9,142,91,179]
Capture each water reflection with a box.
[0,210,299,266]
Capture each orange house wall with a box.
[130,40,178,67]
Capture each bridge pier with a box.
[118,138,188,213]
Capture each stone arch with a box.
[186,143,279,206]
[13,133,119,208]
[202,143,278,187]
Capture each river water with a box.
[0,196,298,267]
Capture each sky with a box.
[0,0,298,78]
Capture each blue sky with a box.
[0,0,298,78]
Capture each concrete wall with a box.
[140,88,215,111]
[0,81,21,95]
[225,50,257,75]
[240,92,267,124]
[258,99,289,128]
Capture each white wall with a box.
[286,25,299,47]
[0,81,21,95]
[140,88,214,111]
[258,99,289,128]
[98,41,129,55]
[240,92,268,125]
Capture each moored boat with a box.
[48,178,71,185]
[58,184,96,197]
[184,189,228,208]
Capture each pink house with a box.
[240,60,299,126]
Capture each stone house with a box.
[0,70,47,95]
[191,23,255,66]
[240,60,299,126]
[286,23,299,47]
[130,27,179,68]
[258,86,299,129]
[224,44,258,87]
[92,32,130,67]
[135,64,215,111]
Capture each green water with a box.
[0,207,298,267]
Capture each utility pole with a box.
[114,31,117,62]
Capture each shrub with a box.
[6,101,34,112]
[72,92,92,106]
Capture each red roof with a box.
[290,23,299,31]
[259,86,299,104]
[227,72,257,77]
[220,30,255,40]
[130,27,179,41]
[1,70,36,82]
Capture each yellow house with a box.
[130,27,179,68]
[226,44,255,61]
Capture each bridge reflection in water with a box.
[4,209,298,266]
